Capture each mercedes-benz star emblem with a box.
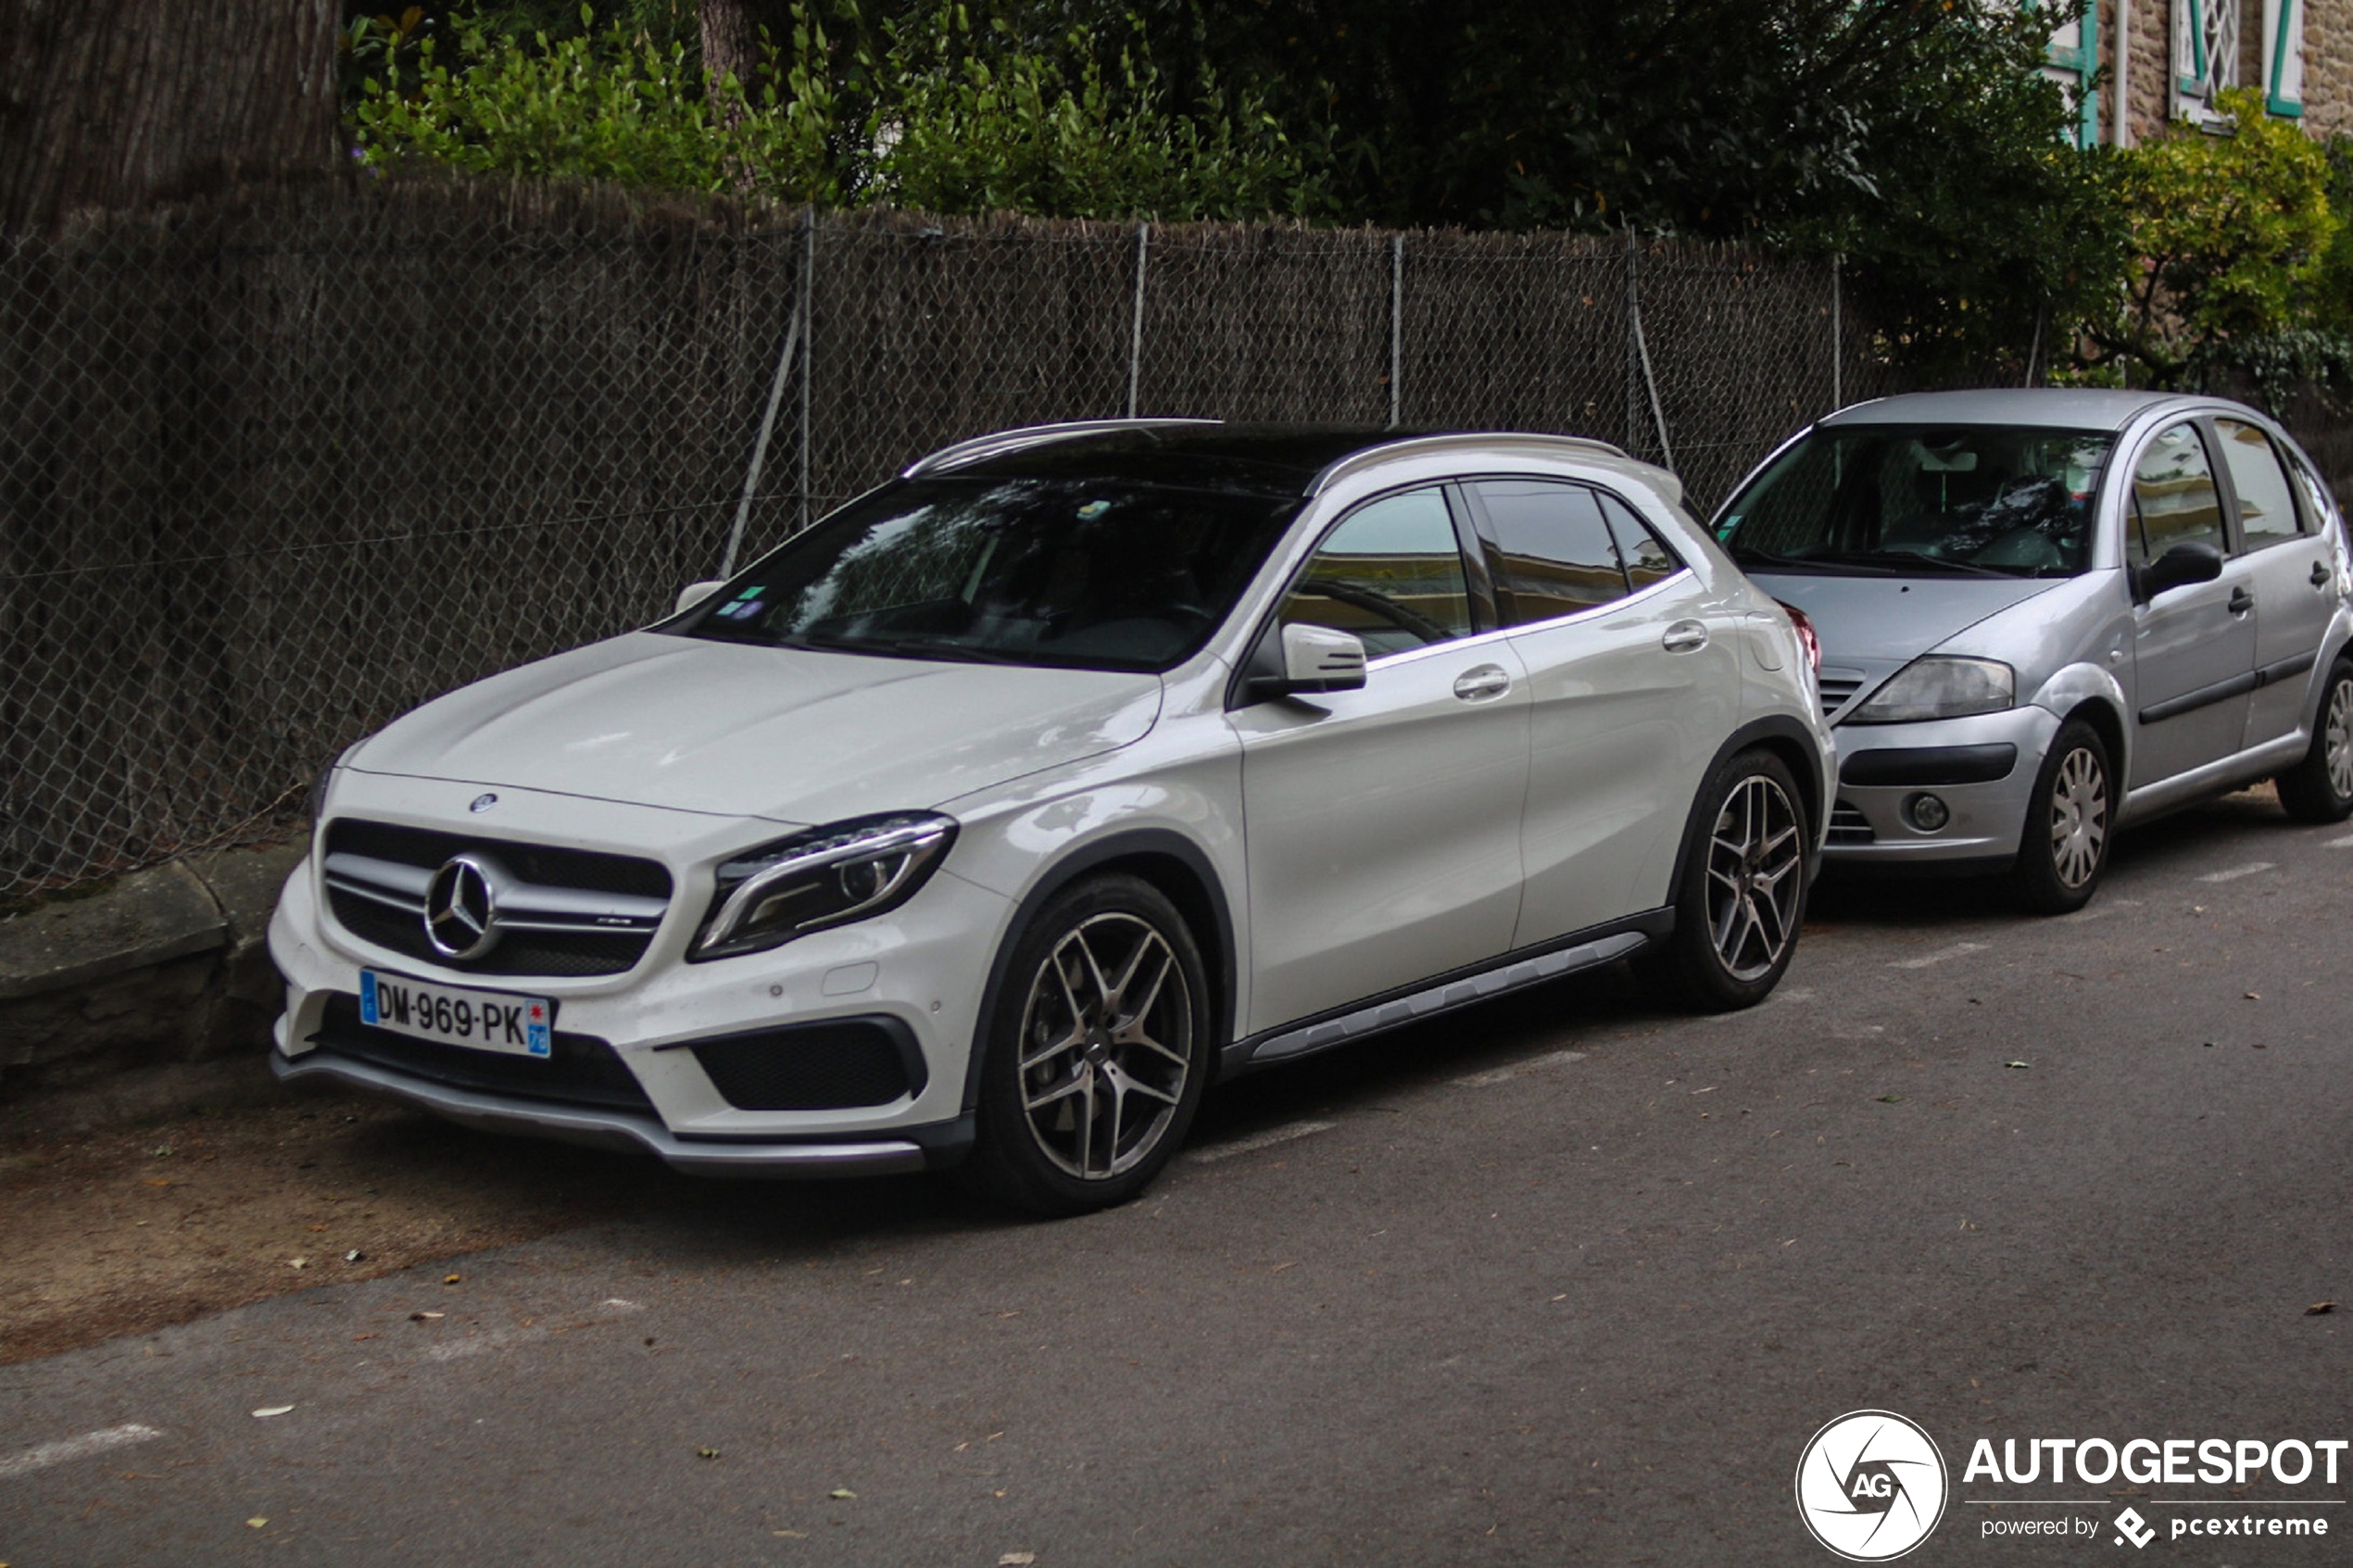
[424,855,501,960]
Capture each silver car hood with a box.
[347,631,1164,824]
[1748,573,2062,662]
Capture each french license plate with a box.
[359,970,552,1058]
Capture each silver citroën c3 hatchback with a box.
[1716,389,2353,912]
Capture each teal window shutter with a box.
[2264,0,2306,117]
[2031,0,2101,147]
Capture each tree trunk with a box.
[700,0,797,93]
[0,0,340,235]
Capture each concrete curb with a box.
[0,834,310,1128]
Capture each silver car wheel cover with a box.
[1705,774,1804,983]
[2325,677,2353,800]
[2048,745,2108,890]
[1016,912,1193,1182]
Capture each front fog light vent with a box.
[1906,793,1951,833]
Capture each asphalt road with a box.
[4,789,2348,1567]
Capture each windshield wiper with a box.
[1730,546,1903,576]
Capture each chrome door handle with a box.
[2228,586,2254,615]
[1452,664,1512,702]
[1661,619,1708,654]
[2313,559,2333,587]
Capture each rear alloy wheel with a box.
[2011,719,2110,914]
[1646,747,1810,1011]
[963,875,1210,1215]
[2275,660,2353,823]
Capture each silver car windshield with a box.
[678,476,1302,672]
[1717,425,2117,578]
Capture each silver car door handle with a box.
[1452,664,1512,702]
[1661,619,1709,653]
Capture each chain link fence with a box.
[5,178,2337,904]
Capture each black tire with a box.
[2275,659,2353,823]
[2009,719,2112,914]
[1642,747,1811,1012]
[962,874,1212,1216]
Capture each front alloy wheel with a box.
[965,875,1210,1214]
[2012,719,2111,914]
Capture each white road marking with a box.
[1185,1121,1335,1164]
[1891,941,1989,970]
[0,1424,163,1480]
[1453,1048,1587,1087]
[2327,834,2353,849]
[2197,861,2274,884]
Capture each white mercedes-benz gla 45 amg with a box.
[271,422,1834,1212]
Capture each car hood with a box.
[1746,573,2062,664]
[348,632,1164,823]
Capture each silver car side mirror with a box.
[675,580,725,616]
[1279,623,1368,694]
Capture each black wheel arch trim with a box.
[1666,715,1828,902]
[959,829,1239,1121]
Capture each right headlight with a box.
[1848,657,2015,724]
[689,812,957,961]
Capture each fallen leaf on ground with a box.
[1875,1096,1904,1103]
[251,1406,293,1419]
[773,1530,808,1538]
[409,1311,443,1322]
[697,1448,721,1460]
[344,1249,363,1262]
[1000,1554,1038,1565]
[245,1518,268,1529]
[2307,1301,2337,1315]
[287,1259,306,1271]
[2005,1060,2031,1070]
[828,1487,856,1499]
[443,1273,461,1285]
[2245,992,2260,1000]
[352,1333,377,1342]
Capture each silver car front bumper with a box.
[1823,705,2062,867]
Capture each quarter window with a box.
[2128,423,2227,565]
[1474,481,1629,624]
[2214,419,2303,546]
[1597,491,1685,589]
[1277,488,1473,659]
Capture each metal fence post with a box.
[1126,221,1149,419]
[1624,232,1676,473]
[1624,230,1641,454]
[720,261,805,576]
[1831,252,1843,410]
[798,206,815,533]
[1389,233,1404,430]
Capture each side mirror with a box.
[675,580,725,616]
[2133,541,2224,602]
[1243,623,1368,704]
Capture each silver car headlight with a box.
[1848,658,2015,724]
[690,812,957,960]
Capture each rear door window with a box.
[2214,419,2303,547]
[1472,481,1630,625]
[2129,423,2228,565]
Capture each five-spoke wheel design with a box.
[966,875,1211,1214]
[2046,743,2108,892]
[1704,771,1806,983]
[1016,912,1194,1182]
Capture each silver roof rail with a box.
[902,418,1222,478]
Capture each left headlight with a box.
[690,812,958,961]
[1848,657,2015,724]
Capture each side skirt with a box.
[1220,908,1674,1078]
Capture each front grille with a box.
[313,993,654,1114]
[1818,670,1867,721]
[321,818,672,977]
[1828,799,1876,845]
[686,1019,922,1110]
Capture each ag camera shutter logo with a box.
[1795,1410,1949,1561]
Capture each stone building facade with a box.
[2047,0,2353,144]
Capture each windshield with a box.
[1716,424,2116,578]
[678,476,1303,671]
